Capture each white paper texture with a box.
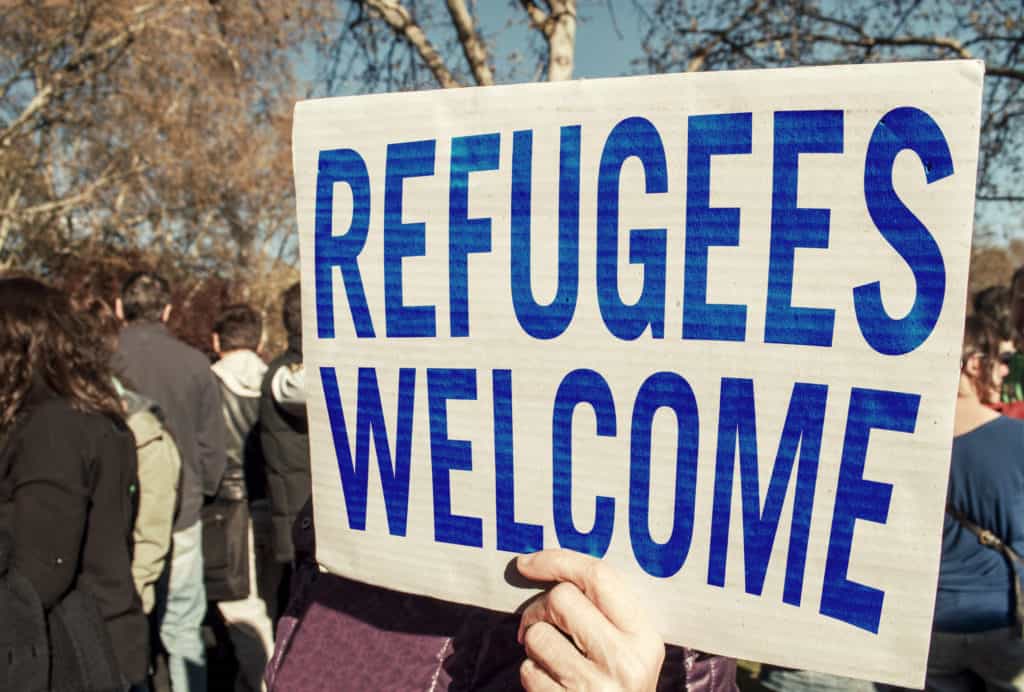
[292,61,984,687]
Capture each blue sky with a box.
[475,3,647,81]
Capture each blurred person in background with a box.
[76,296,182,619]
[896,314,1024,690]
[258,282,309,619]
[115,271,226,692]
[971,285,1024,419]
[0,276,147,690]
[208,304,275,691]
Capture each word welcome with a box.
[320,364,917,634]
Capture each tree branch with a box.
[684,0,764,72]
[362,0,462,88]
[0,2,182,149]
[521,0,576,81]
[445,0,494,86]
[0,159,144,221]
[519,0,549,34]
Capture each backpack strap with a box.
[947,504,1024,636]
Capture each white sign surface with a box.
[293,61,983,686]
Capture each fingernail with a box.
[518,552,534,567]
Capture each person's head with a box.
[973,284,1013,342]
[118,271,171,323]
[212,304,264,356]
[961,313,1014,404]
[0,277,122,431]
[282,282,301,340]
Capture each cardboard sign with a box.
[292,61,983,686]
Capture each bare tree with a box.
[0,0,334,276]
[313,0,579,94]
[640,0,1024,240]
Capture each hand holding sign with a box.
[516,550,665,691]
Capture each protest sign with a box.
[292,60,983,685]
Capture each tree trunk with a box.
[545,0,576,82]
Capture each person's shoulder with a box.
[126,405,163,439]
[995,413,1024,434]
[157,331,214,373]
[1004,414,1024,447]
[263,351,294,381]
[21,397,105,433]
[978,416,1024,464]
[14,402,129,470]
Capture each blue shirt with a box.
[934,415,1024,632]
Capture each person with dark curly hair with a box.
[0,276,148,689]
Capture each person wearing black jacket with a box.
[259,282,310,616]
[114,271,226,692]
[0,277,148,689]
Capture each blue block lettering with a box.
[552,369,616,556]
[315,149,375,338]
[450,133,500,337]
[320,367,415,535]
[384,140,437,337]
[765,111,842,347]
[708,378,828,606]
[821,388,919,633]
[683,113,752,342]
[596,117,668,341]
[855,107,953,355]
[427,368,483,547]
[493,370,543,553]
[511,127,581,339]
[629,372,700,578]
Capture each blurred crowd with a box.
[0,272,307,692]
[3,266,1024,692]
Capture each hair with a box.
[75,295,121,359]
[0,277,123,431]
[962,313,1000,402]
[973,285,1012,341]
[214,304,263,352]
[282,282,301,339]
[120,271,170,322]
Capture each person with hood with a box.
[209,304,276,692]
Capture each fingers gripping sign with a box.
[516,549,666,691]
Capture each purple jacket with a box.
[267,505,737,691]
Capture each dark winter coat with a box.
[0,382,148,684]
[259,338,310,563]
[115,320,227,531]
